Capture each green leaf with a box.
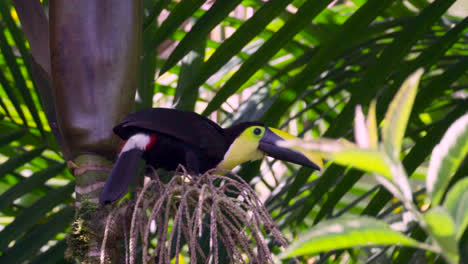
[367,100,378,148]
[174,40,205,111]
[138,24,158,110]
[424,207,459,264]
[280,216,423,258]
[0,95,12,120]
[322,0,456,139]
[202,0,332,116]
[0,0,32,73]
[281,139,392,178]
[291,165,346,225]
[331,148,391,179]
[0,146,46,179]
[0,162,66,211]
[281,168,316,210]
[178,0,294,103]
[376,162,412,203]
[0,24,45,135]
[393,226,427,264]
[444,178,468,240]
[10,0,51,74]
[143,0,171,30]
[138,7,159,110]
[149,0,205,49]
[411,17,468,79]
[30,240,68,264]
[313,169,365,223]
[0,182,74,251]
[413,57,468,116]
[363,105,467,216]
[160,0,242,73]
[0,207,74,264]
[382,68,424,159]
[0,70,28,125]
[408,0,430,9]
[262,0,395,126]
[427,113,468,205]
[0,128,26,148]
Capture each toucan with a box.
[99,108,323,205]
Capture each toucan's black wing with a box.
[113,108,227,159]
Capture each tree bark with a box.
[48,1,142,262]
[15,0,142,261]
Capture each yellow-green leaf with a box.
[280,216,423,258]
[427,113,468,205]
[443,178,468,240]
[331,148,392,179]
[424,207,459,264]
[367,100,378,148]
[382,68,424,158]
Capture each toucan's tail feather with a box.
[99,148,144,206]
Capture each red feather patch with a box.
[146,134,157,150]
[118,140,127,154]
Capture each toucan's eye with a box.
[253,128,262,136]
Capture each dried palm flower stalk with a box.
[102,165,287,264]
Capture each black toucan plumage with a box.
[100,108,322,205]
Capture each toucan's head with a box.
[217,122,323,171]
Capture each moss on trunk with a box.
[65,154,120,263]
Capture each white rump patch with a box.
[120,133,151,155]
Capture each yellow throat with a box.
[217,127,264,171]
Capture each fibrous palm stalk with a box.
[102,166,287,264]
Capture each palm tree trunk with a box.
[16,1,142,262]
